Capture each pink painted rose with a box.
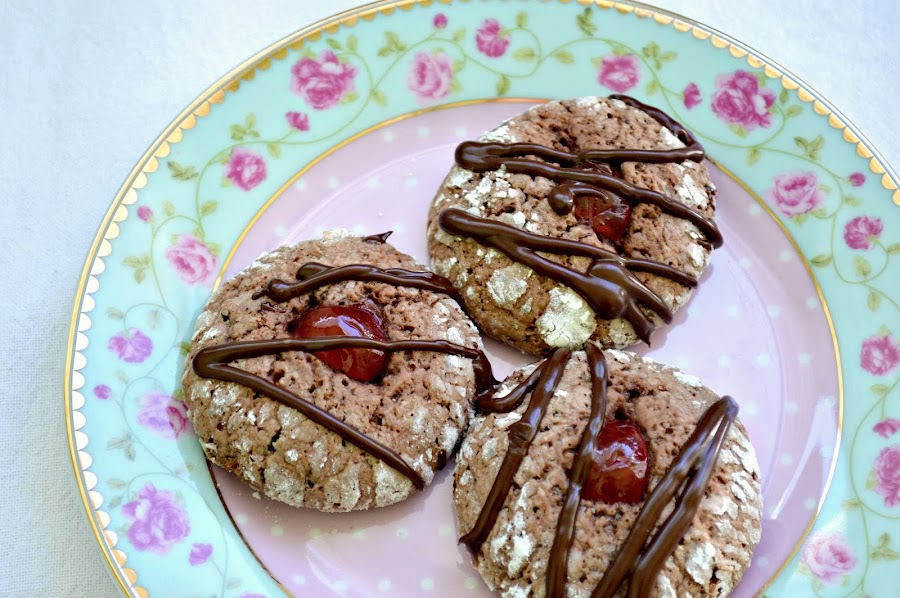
[189,542,212,566]
[874,418,900,438]
[597,54,641,93]
[137,391,190,439]
[475,19,510,58]
[843,216,883,250]
[711,70,776,131]
[801,531,857,583]
[122,483,190,555]
[290,50,356,110]
[407,52,453,103]
[433,13,448,29]
[683,82,701,109]
[766,171,825,216]
[849,172,866,187]
[874,445,900,507]
[285,111,309,131]
[137,206,153,222]
[93,384,111,399]
[224,147,266,191]
[108,328,153,364]
[861,334,900,376]
[165,234,217,286]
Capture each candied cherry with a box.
[290,305,388,382]
[582,419,650,504]
[573,161,632,244]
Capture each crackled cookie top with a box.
[182,231,485,512]
[454,349,761,597]
[427,96,719,355]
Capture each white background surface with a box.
[1,1,896,596]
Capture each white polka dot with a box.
[755,353,771,366]
[748,203,762,216]
[417,126,431,139]
[438,523,453,537]
[382,129,395,142]
[687,305,701,319]
[798,352,811,365]
[767,305,781,318]
[822,395,837,408]
[396,526,409,539]
[405,174,418,188]
[819,445,834,459]
[421,578,435,591]
[464,577,479,590]
[292,574,306,585]
[806,296,819,309]
[377,579,392,592]
[270,524,284,537]
[778,250,792,262]
[738,257,752,269]
[309,528,323,539]
[366,177,381,189]
[334,581,348,592]
[327,176,341,189]
[454,125,468,138]
[780,453,794,465]
[804,498,817,510]
[235,513,248,525]
[676,355,691,369]
[296,178,308,191]
[743,403,758,416]
[727,305,741,317]
[717,355,732,367]
[755,556,770,568]
[352,528,367,539]
[785,401,798,413]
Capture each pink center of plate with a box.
[216,101,840,597]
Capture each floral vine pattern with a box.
[79,4,900,596]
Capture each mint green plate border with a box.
[65,1,900,596]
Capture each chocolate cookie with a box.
[427,96,720,355]
[454,348,761,597]
[182,230,489,512]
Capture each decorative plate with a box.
[65,1,900,596]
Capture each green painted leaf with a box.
[123,255,150,268]
[341,91,359,105]
[230,124,246,141]
[450,78,462,93]
[200,200,218,216]
[576,7,597,36]
[590,57,603,68]
[872,533,900,561]
[659,51,677,63]
[552,50,575,64]
[811,207,828,218]
[515,11,528,28]
[192,228,204,241]
[729,124,748,138]
[867,470,876,490]
[845,194,862,206]
[810,254,832,267]
[385,31,405,51]
[496,74,510,96]
[167,160,199,181]
[793,213,808,226]
[134,268,146,284]
[245,113,256,129]
[779,88,789,104]
[878,324,891,336]
[853,255,872,278]
[642,42,659,59]
[785,105,802,117]
[107,433,131,450]
[180,341,192,356]
[125,444,136,461]
[266,143,281,158]
[372,88,388,106]
[377,46,393,57]
[840,498,860,510]
[645,79,660,95]
[221,176,233,188]
[225,578,242,590]
[513,47,537,62]
[326,38,341,50]
[610,43,629,56]
[108,478,127,489]
[346,34,358,52]
[747,147,761,165]
[794,136,809,151]
[107,495,123,509]
[452,28,466,42]
[452,59,464,73]
[106,307,125,320]
[871,383,890,396]
[886,242,900,255]
[868,290,882,311]
[207,242,221,257]
[115,370,129,385]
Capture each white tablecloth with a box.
[1,0,895,595]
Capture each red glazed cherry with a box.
[582,420,650,504]
[573,191,632,244]
[290,305,388,382]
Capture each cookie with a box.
[427,96,720,355]
[454,347,761,597]
[182,230,488,512]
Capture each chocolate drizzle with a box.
[439,209,696,344]
[195,262,497,490]
[252,262,463,305]
[462,348,738,597]
[362,231,393,244]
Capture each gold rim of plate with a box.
[65,0,896,596]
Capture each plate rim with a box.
[64,0,899,596]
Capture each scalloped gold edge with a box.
[65,1,897,596]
